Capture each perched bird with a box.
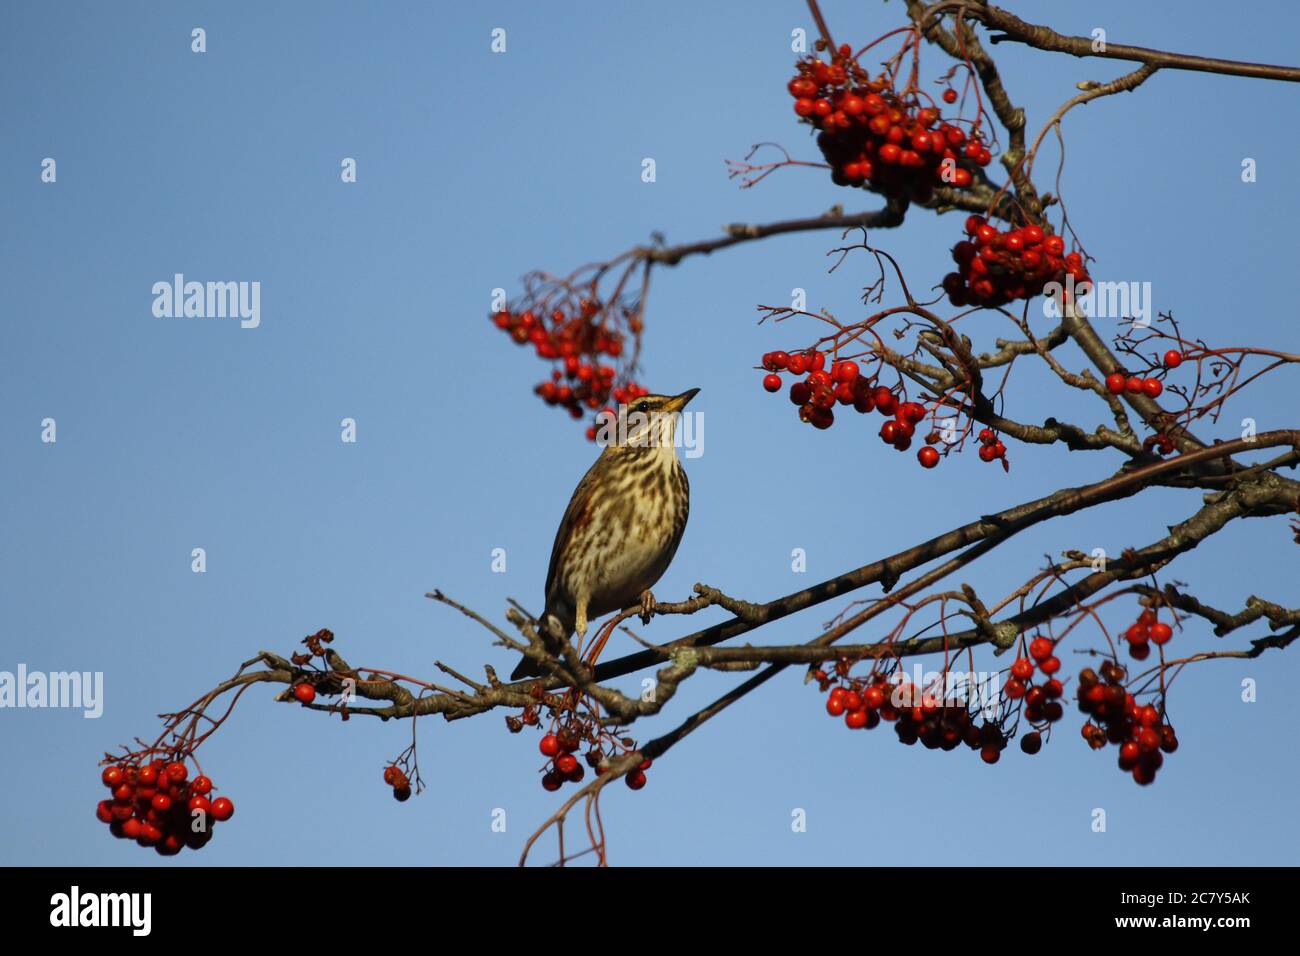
[511,388,699,680]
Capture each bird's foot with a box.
[638,590,656,626]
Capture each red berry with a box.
[1126,623,1149,645]
[1149,621,1173,645]
[151,792,172,812]
[210,797,235,821]
[1105,372,1127,395]
[917,446,940,469]
[1126,376,1145,394]
[1163,350,1183,369]
[138,765,159,786]
[101,766,124,788]
[188,795,212,814]
[1043,236,1065,257]
[539,733,560,757]
[1020,732,1042,755]
[1118,741,1140,769]
[1028,637,1054,662]
[762,373,782,393]
[844,708,868,729]
[1010,657,1034,681]
[1039,656,1061,675]
[626,770,647,790]
[192,775,212,795]
[826,695,846,717]
[165,761,187,784]
[555,754,579,775]
[541,771,563,792]
[980,746,1001,765]
[1142,378,1163,398]
[899,401,926,424]
[942,88,958,104]
[293,683,316,704]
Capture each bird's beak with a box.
[666,387,700,412]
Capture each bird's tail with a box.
[509,655,542,681]
[510,607,572,681]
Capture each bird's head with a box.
[600,388,700,451]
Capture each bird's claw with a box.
[639,590,656,626]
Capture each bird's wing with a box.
[542,453,606,609]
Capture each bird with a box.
[511,388,699,680]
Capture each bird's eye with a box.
[633,401,650,413]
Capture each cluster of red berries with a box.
[1121,607,1174,661]
[382,764,413,801]
[1105,371,1164,398]
[943,216,1088,308]
[975,427,1007,465]
[1077,661,1178,786]
[492,303,646,439]
[538,729,587,790]
[896,697,1009,764]
[788,50,991,201]
[1006,637,1067,732]
[95,760,233,856]
[818,670,1011,764]
[537,729,651,791]
[1108,349,1184,405]
[761,351,928,441]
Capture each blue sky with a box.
[2,0,1297,866]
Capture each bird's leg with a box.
[574,600,589,642]
[638,589,656,626]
